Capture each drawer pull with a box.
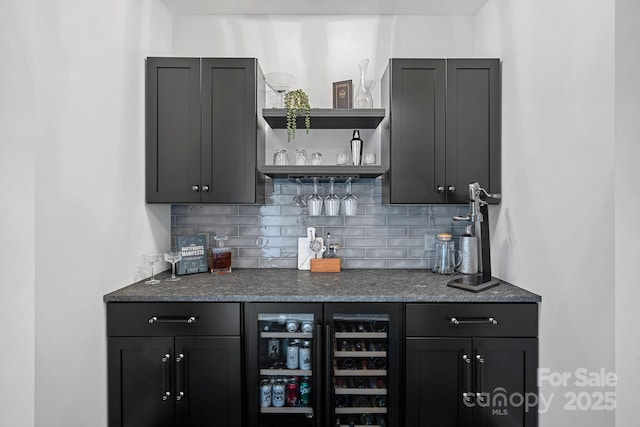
[449,317,498,325]
[148,316,197,324]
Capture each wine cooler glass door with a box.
[333,314,390,427]
[257,311,316,424]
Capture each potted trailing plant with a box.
[284,89,311,142]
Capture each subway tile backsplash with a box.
[171,178,470,269]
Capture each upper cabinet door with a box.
[384,59,447,204]
[201,58,263,204]
[446,59,501,204]
[146,57,201,203]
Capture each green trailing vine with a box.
[284,89,311,142]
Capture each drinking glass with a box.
[324,177,340,216]
[307,177,323,216]
[143,254,162,284]
[336,153,349,166]
[164,251,182,281]
[294,149,307,165]
[273,149,289,165]
[363,152,377,165]
[342,178,358,216]
[310,152,323,165]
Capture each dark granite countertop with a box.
[103,269,541,303]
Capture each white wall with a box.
[615,1,640,425]
[1,0,173,426]
[174,14,475,107]
[1,1,37,425]
[476,0,616,425]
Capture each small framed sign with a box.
[333,80,352,109]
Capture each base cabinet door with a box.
[405,338,472,426]
[108,337,175,427]
[472,338,538,427]
[175,337,242,427]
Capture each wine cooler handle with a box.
[175,353,185,402]
[161,353,171,402]
[475,353,485,404]
[324,323,331,427]
[462,354,474,404]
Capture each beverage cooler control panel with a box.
[333,315,389,427]
[258,313,316,417]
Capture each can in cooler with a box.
[259,379,272,407]
[299,376,312,407]
[299,340,312,370]
[286,378,298,407]
[286,341,299,369]
[272,379,286,407]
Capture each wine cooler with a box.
[245,303,401,427]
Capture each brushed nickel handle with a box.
[149,316,197,324]
[191,185,199,192]
[450,317,498,325]
[202,185,210,192]
[448,186,456,193]
[437,186,445,193]
[176,391,185,401]
[462,354,473,403]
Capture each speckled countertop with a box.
[103,269,541,303]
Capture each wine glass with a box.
[291,178,306,207]
[342,178,358,216]
[307,177,323,216]
[265,72,297,108]
[164,251,182,281]
[143,254,162,284]
[324,177,340,216]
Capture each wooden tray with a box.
[310,258,341,273]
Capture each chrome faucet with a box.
[453,182,501,223]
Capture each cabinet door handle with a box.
[475,353,485,404]
[437,186,445,193]
[161,353,171,401]
[191,185,200,192]
[462,354,473,404]
[202,185,210,192]
[176,353,185,401]
[449,317,498,325]
[148,316,197,324]
[448,186,456,193]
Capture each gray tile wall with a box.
[171,179,471,269]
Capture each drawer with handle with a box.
[406,303,538,337]
[107,302,240,336]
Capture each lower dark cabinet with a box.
[405,337,537,426]
[107,303,242,427]
[405,303,538,427]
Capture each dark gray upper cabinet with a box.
[146,57,265,204]
[381,58,500,204]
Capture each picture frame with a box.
[333,80,353,109]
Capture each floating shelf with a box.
[259,165,387,180]
[262,108,385,129]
